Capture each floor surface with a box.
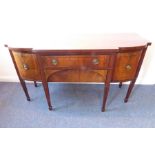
[0,82,155,128]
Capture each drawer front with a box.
[41,55,110,69]
[12,52,41,81]
[113,51,142,81]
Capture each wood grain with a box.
[41,55,110,70]
[12,51,41,81]
[112,51,142,82]
[45,69,107,82]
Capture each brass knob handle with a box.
[23,64,29,70]
[126,65,132,70]
[51,59,58,65]
[92,58,99,65]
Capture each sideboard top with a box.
[6,33,151,51]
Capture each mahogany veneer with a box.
[5,34,151,111]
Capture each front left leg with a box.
[20,79,31,101]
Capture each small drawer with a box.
[41,55,110,69]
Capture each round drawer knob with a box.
[51,59,58,65]
[23,64,29,70]
[126,64,132,70]
[92,58,99,65]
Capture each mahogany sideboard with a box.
[5,34,151,111]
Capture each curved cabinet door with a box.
[113,51,142,82]
[12,51,41,81]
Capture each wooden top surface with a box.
[6,33,151,51]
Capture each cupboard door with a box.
[12,52,41,81]
[113,51,142,81]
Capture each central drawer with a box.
[41,55,110,69]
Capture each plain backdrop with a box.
[0,1,155,154]
[0,0,155,84]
